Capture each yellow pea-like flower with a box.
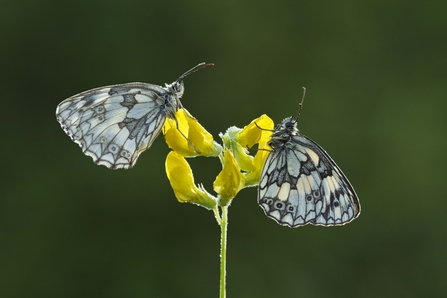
[213,149,245,206]
[163,109,221,157]
[165,151,217,209]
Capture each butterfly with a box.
[56,62,213,170]
[258,88,360,227]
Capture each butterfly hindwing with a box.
[258,117,360,227]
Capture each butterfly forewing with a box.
[56,63,213,169]
[258,116,360,227]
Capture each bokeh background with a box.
[2,1,446,297]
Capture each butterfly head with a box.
[278,117,299,135]
[167,80,185,98]
[268,117,299,149]
[283,116,298,130]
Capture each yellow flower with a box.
[165,113,274,208]
[165,151,217,209]
[237,114,274,149]
[237,114,274,186]
[220,126,255,172]
[245,142,270,185]
[163,109,222,157]
[213,149,245,206]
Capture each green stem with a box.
[219,206,228,298]
[213,206,222,225]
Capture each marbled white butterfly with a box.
[258,89,360,227]
[56,62,213,169]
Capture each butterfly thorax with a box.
[162,81,185,118]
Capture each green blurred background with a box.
[2,1,446,297]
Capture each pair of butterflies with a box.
[56,63,360,227]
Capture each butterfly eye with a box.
[178,81,186,94]
[171,82,181,93]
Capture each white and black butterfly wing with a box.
[56,62,213,169]
[258,117,360,227]
[56,83,169,169]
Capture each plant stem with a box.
[219,206,228,298]
[213,206,222,225]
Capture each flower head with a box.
[163,109,222,157]
[165,151,217,209]
[164,113,274,208]
[237,114,274,149]
[220,126,255,172]
[238,114,274,185]
[213,149,245,206]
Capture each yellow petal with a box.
[213,149,245,205]
[163,109,222,157]
[220,126,254,172]
[237,114,274,148]
[165,151,216,209]
[245,142,270,185]
[241,115,274,186]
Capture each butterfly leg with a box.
[174,117,202,154]
[178,102,197,120]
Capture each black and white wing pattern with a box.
[258,116,360,227]
[56,62,213,169]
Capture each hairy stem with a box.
[219,206,228,298]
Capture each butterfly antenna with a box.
[297,87,306,119]
[254,121,275,132]
[177,62,214,81]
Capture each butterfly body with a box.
[258,116,360,227]
[56,63,212,169]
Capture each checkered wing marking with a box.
[258,118,360,227]
[56,83,169,169]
